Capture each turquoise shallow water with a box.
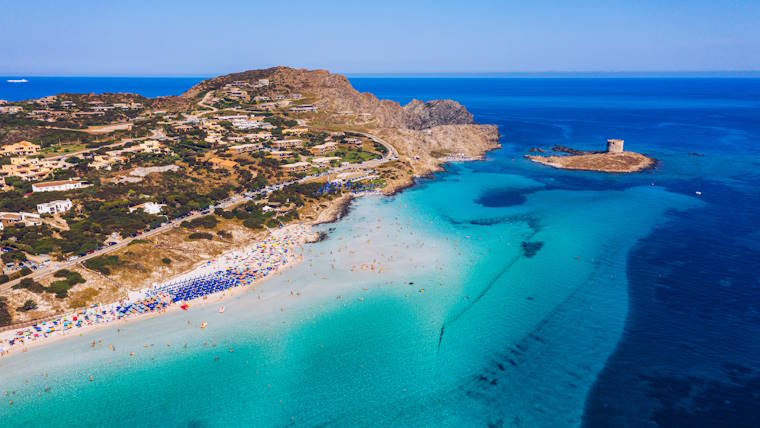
[0,171,696,427]
[3,77,759,427]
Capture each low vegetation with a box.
[188,232,214,240]
[16,298,38,312]
[84,255,122,275]
[0,297,11,326]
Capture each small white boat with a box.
[7,79,28,83]
[695,191,702,196]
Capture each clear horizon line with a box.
[1,70,760,79]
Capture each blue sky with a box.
[1,0,758,75]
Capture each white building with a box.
[37,199,73,215]
[290,105,317,113]
[310,141,337,155]
[311,156,341,166]
[271,139,303,149]
[230,143,262,154]
[280,161,311,174]
[32,179,89,193]
[129,202,165,215]
[0,212,41,228]
[232,118,267,130]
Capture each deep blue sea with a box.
[1,77,759,427]
[0,76,205,101]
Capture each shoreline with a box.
[0,153,490,359]
[0,224,313,357]
[384,151,497,196]
[0,255,303,358]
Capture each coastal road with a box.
[198,91,219,112]
[0,194,246,293]
[353,131,399,162]
[42,122,133,135]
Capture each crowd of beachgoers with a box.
[0,225,313,356]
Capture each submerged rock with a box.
[521,241,544,258]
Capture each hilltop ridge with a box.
[182,66,475,129]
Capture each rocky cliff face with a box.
[401,99,474,130]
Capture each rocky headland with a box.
[181,67,501,191]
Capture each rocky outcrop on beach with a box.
[312,194,354,225]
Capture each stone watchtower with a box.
[606,139,624,153]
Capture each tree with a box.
[0,297,11,326]
[17,299,38,312]
[12,278,45,293]
[1,250,27,264]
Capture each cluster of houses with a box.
[223,130,368,175]
[190,114,275,146]
[0,211,41,231]
[0,99,23,114]
[207,79,311,112]
[0,96,144,123]
[89,139,169,170]
[1,140,41,156]
[0,95,143,122]
[209,129,366,175]
[0,141,73,181]
[0,198,73,234]
[272,136,367,175]
[1,156,71,181]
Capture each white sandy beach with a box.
[0,224,315,357]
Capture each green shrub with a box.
[12,278,46,293]
[188,232,213,240]
[1,250,27,264]
[17,299,38,312]
[53,269,85,285]
[215,208,234,219]
[84,255,121,275]
[128,239,151,246]
[161,257,172,265]
[181,215,218,229]
[48,280,73,298]
[53,269,72,278]
[0,297,11,326]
